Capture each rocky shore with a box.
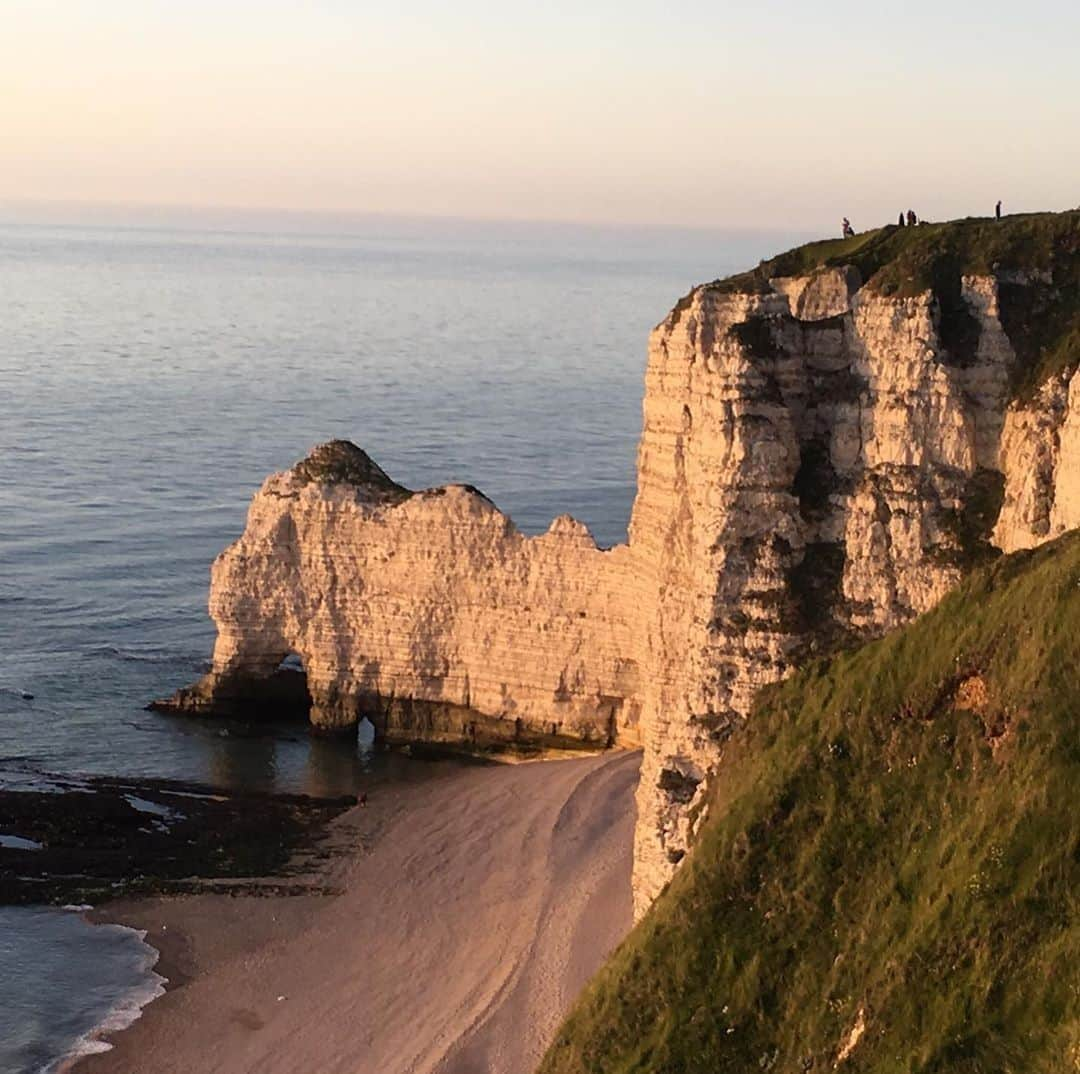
[0,774,354,907]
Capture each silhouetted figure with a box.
[906,209,918,227]
[996,200,1003,220]
[842,217,855,238]
[359,792,368,807]
[898,212,906,227]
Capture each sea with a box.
[0,213,798,1072]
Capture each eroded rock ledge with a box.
[164,213,1080,914]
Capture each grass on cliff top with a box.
[714,211,1080,296]
[705,210,1080,400]
[290,439,412,499]
[540,531,1080,1074]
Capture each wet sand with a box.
[79,750,639,1074]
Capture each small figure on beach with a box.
[906,209,918,227]
[898,212,906,227]
[842,217,855,238]
[359,792,368,808]
[996,199,1003,220]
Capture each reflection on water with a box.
[203,724,281,791]
[130,712,459,799]
[1,711,459,803]
[303,735,370,799]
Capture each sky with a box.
[3,0,1080,230]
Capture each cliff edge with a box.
[164,211,1080,915]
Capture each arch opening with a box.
[244,650,311,722]
[357,716,377,754]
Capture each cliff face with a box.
[168,213,1080,916]
[627,263,1079,909]
[995,368,1080,551]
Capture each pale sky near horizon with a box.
[3,0,1079,230]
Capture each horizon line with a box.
[0,197,812,240]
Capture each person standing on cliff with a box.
[906,209,918,227]
[842,217,854,238]
[898,212,906,227]
[996,199,1003,220]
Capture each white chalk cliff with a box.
[167,446,641,749]
[166,216,1080,915]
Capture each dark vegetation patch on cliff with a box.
[792,439,837,520]
[540,532,1080,1074]
[291,440,412,500]
[996,266,1080,402]
[785,540,851,652]
[812,364,866,406]
[933,468,1007,571]
[730,315,781,362]
[706,211,1080,398]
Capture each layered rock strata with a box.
[627,270,1074,910]
[994,368,1080,550]
[167,219,1080,915]
[164,442,641,751]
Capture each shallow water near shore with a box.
[0,215,798,1072]
[0,908,164,1074]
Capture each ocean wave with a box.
[48,926,167,1074]
[88,644,207,669]
[0,762,89,794]
[0,834,43,850]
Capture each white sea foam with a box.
[44,925,167,1074]
[0,685,35,700]
[160,789,228,802]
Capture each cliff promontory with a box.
[165,211,1080,915]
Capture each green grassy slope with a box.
[540,532,1080,1074]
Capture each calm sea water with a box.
[0,216,795,1072]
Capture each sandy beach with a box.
[78,750,639,1074]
